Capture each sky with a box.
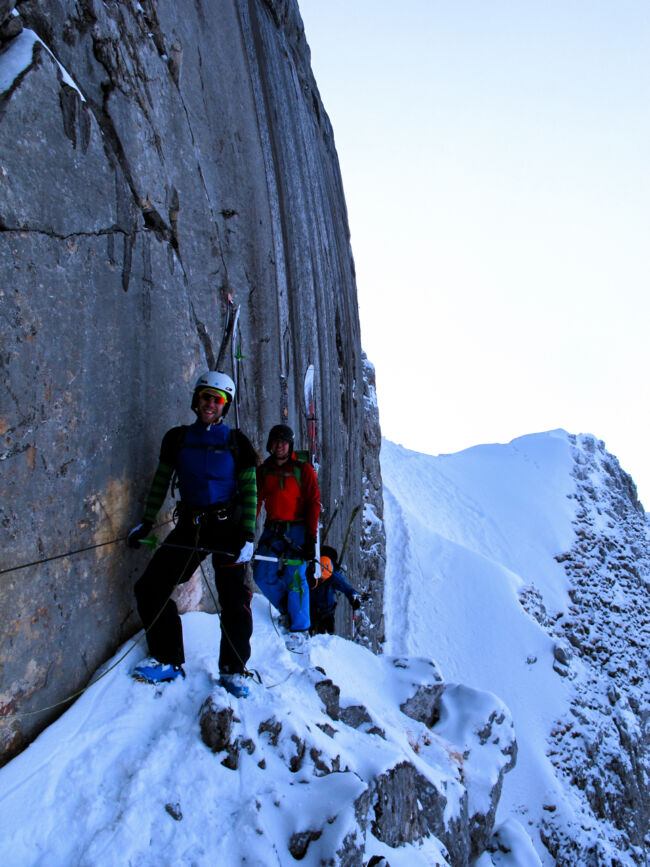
[299,0,650,505]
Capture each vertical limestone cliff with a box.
[0,0,385,762]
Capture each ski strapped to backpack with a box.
[214,293,235,371]
[279,373,289,423]
[303,364,321,579]
[230,303,242,429]
[211,293,246,429]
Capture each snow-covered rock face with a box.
[530,434,650,864]
[399,670,518,861]
[357,355,387,649]
[0,0,385,761]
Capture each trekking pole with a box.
[143,539,308,567]
[253,553,303,565]
[339,504,362,566]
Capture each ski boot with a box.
[218,672,250,698]
[133,658,185,684]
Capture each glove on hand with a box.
[127,521,153,549]
[350,594,361,611]
[301,534,317,562]
[235,541,254,564]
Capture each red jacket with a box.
[257,456,321,538]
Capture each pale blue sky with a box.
[300,1,650,504]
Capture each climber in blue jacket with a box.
[309,544,361,635]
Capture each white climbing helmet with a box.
[191,371,235,414]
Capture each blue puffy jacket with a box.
[311,569,358,615]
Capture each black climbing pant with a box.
[134,515,252,673]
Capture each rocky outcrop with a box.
[349,354,386,651]
[399,667,517,861]
[0,0,384,763]
[521,434,650,864]
[196,655,517,865]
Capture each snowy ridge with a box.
[0,598,517,866]
[537,434,650,864]
[382,430,650,865]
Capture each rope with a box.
[264,669,297,690]
[2,523,216,720]
[0,520,174,577]
[2,525,312,717]
[195,556,262,686]
[2,551,189,720]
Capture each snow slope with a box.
[382,430,649,864]
[383,431,575,822]
[0,595,516,866]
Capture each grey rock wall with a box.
[0,0,385,763]
[354,354,386,648]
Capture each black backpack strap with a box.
[159,425,189,466]
[228,428,240,473]
[162,426,187,500]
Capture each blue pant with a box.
[254,524,310,631]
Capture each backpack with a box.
[259,449,309,488]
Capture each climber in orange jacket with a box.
[254,424,320,646]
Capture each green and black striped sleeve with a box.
[141,427,185,524]
[234,430,259,541]
[142,460,173,524]
[237,466,257,541]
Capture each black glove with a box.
[127,521,153,549]
[350,594,361,611]
[301,534,317,562]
